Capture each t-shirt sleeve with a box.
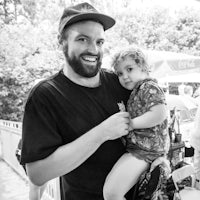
[139,82,166,111]
[20,84,63,164]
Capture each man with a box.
[21,2,169,200]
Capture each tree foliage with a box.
[1,0,200,121]
[107,4,200,54]
[0,0,64,120]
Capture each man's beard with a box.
[63,44,102,78]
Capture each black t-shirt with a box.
[21,69,130,200]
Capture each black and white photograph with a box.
[1,0,200,200]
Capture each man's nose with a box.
[87,42,98,54]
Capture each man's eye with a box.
[78,38,87,42]
[97,40,104,46]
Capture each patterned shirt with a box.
[125,78,170,161]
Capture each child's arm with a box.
[130,104,167,129]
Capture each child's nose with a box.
[122,73,128,79]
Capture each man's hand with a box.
[150,157,171,178]
[100,112,130,141]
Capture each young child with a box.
[103,47,170,200]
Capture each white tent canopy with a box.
[158,73,200,83]
[143,50,200,79]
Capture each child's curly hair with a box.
[111,46,150,74]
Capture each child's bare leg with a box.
[103,152,149,200]
[29,180,40,200]
[39,183,47,198]
[29,180,47,200]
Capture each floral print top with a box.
[125,78,170,160]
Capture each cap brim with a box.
[59,13,115,34]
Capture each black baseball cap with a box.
[59,2,116,34]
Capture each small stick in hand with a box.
[117,101,126,112]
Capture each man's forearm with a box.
[27,124,106,186]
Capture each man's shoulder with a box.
[26,71,61,102]
[100,68,118,81]
[101,67,114,74]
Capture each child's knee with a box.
[103,183,122,200]
[103,190,119,200]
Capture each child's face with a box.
[115,56,147,90]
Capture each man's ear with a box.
[57,34,63,45]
